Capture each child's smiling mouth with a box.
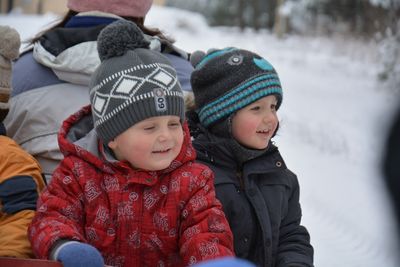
[152,148,172,154]
[256,129,271,137]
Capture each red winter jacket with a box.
[28,105,234,267]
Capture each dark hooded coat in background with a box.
[383,107,400,240]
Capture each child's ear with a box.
[108,140,117,149]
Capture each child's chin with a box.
[241,142,268,150]
[253,142,269,150]
[150,160,173,171]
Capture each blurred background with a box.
[1,0,398,91]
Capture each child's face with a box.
[231,95,278,150]
[108,115,184,171]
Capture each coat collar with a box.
[193,125,284,173]
[33,13,188,86]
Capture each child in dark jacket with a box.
[187,48,314,267]
[0,25,46,259]
[28,21,234,267]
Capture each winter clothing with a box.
[191,128,314,267]
[193,257,255,267]
[189,47,313,266]
[54,241,104,267]
[0,121,6,135]
[190,48,282,128]
[0,26,46,259]
[67,0,153,18]
[28,105,234,266]
[383,107,400,237]
[0,26,20,122]
[90,20,184,143]
[0,122,46,258]
[4,12,193,180]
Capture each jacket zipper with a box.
[236,169,245,190]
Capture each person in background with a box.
[28,20,233,267]
[186,47,314,266]
[0,25,46,259]
[4,0,193,182]
[383,106,400,240]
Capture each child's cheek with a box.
[234,119,258,140]
[243,119,259,133]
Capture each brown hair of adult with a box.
[30,10,172,44]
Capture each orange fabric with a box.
[0,136,45,258]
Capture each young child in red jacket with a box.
[28,20,234,267]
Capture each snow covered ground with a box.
[1,5,399,267]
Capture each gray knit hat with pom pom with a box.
[90,20,184,143]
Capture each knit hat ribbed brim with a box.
[90,20,184,144]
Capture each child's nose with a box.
[263,111,275,121]
[157,128,171,141]
[264,113,278,126]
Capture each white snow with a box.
[1,5,399,267]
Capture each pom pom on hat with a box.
[190,48,222,68]
[0,25,21,122]
[97,20,150,61]
[190,50,206,68]
[0,26,21,60]
[90,20,184,144]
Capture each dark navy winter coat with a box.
[192,128,314,267]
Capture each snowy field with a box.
[1,5,400,267]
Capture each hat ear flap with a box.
[190,50,206,68]
[206,48,219,54]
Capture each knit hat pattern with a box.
[190,48,283,128]
[68,0,153,18]
[90,20,184,143]
[0,25,21,122]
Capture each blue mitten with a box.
[193,257,256,267]
[55,241,104,267]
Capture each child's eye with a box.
[250,106,261,111]
[169,122,181,127]
[144,126,155,131]
[271,104,277,110]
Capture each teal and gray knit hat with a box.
[190,47,282,128]
[90,20,184,143]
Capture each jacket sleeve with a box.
[164,53,193,92]
[28,157,86,259]
[5,82,90,178]
[179,165,234,265]
[277,174,314,267]
[0,210,36,258]
[0,137,45,258]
